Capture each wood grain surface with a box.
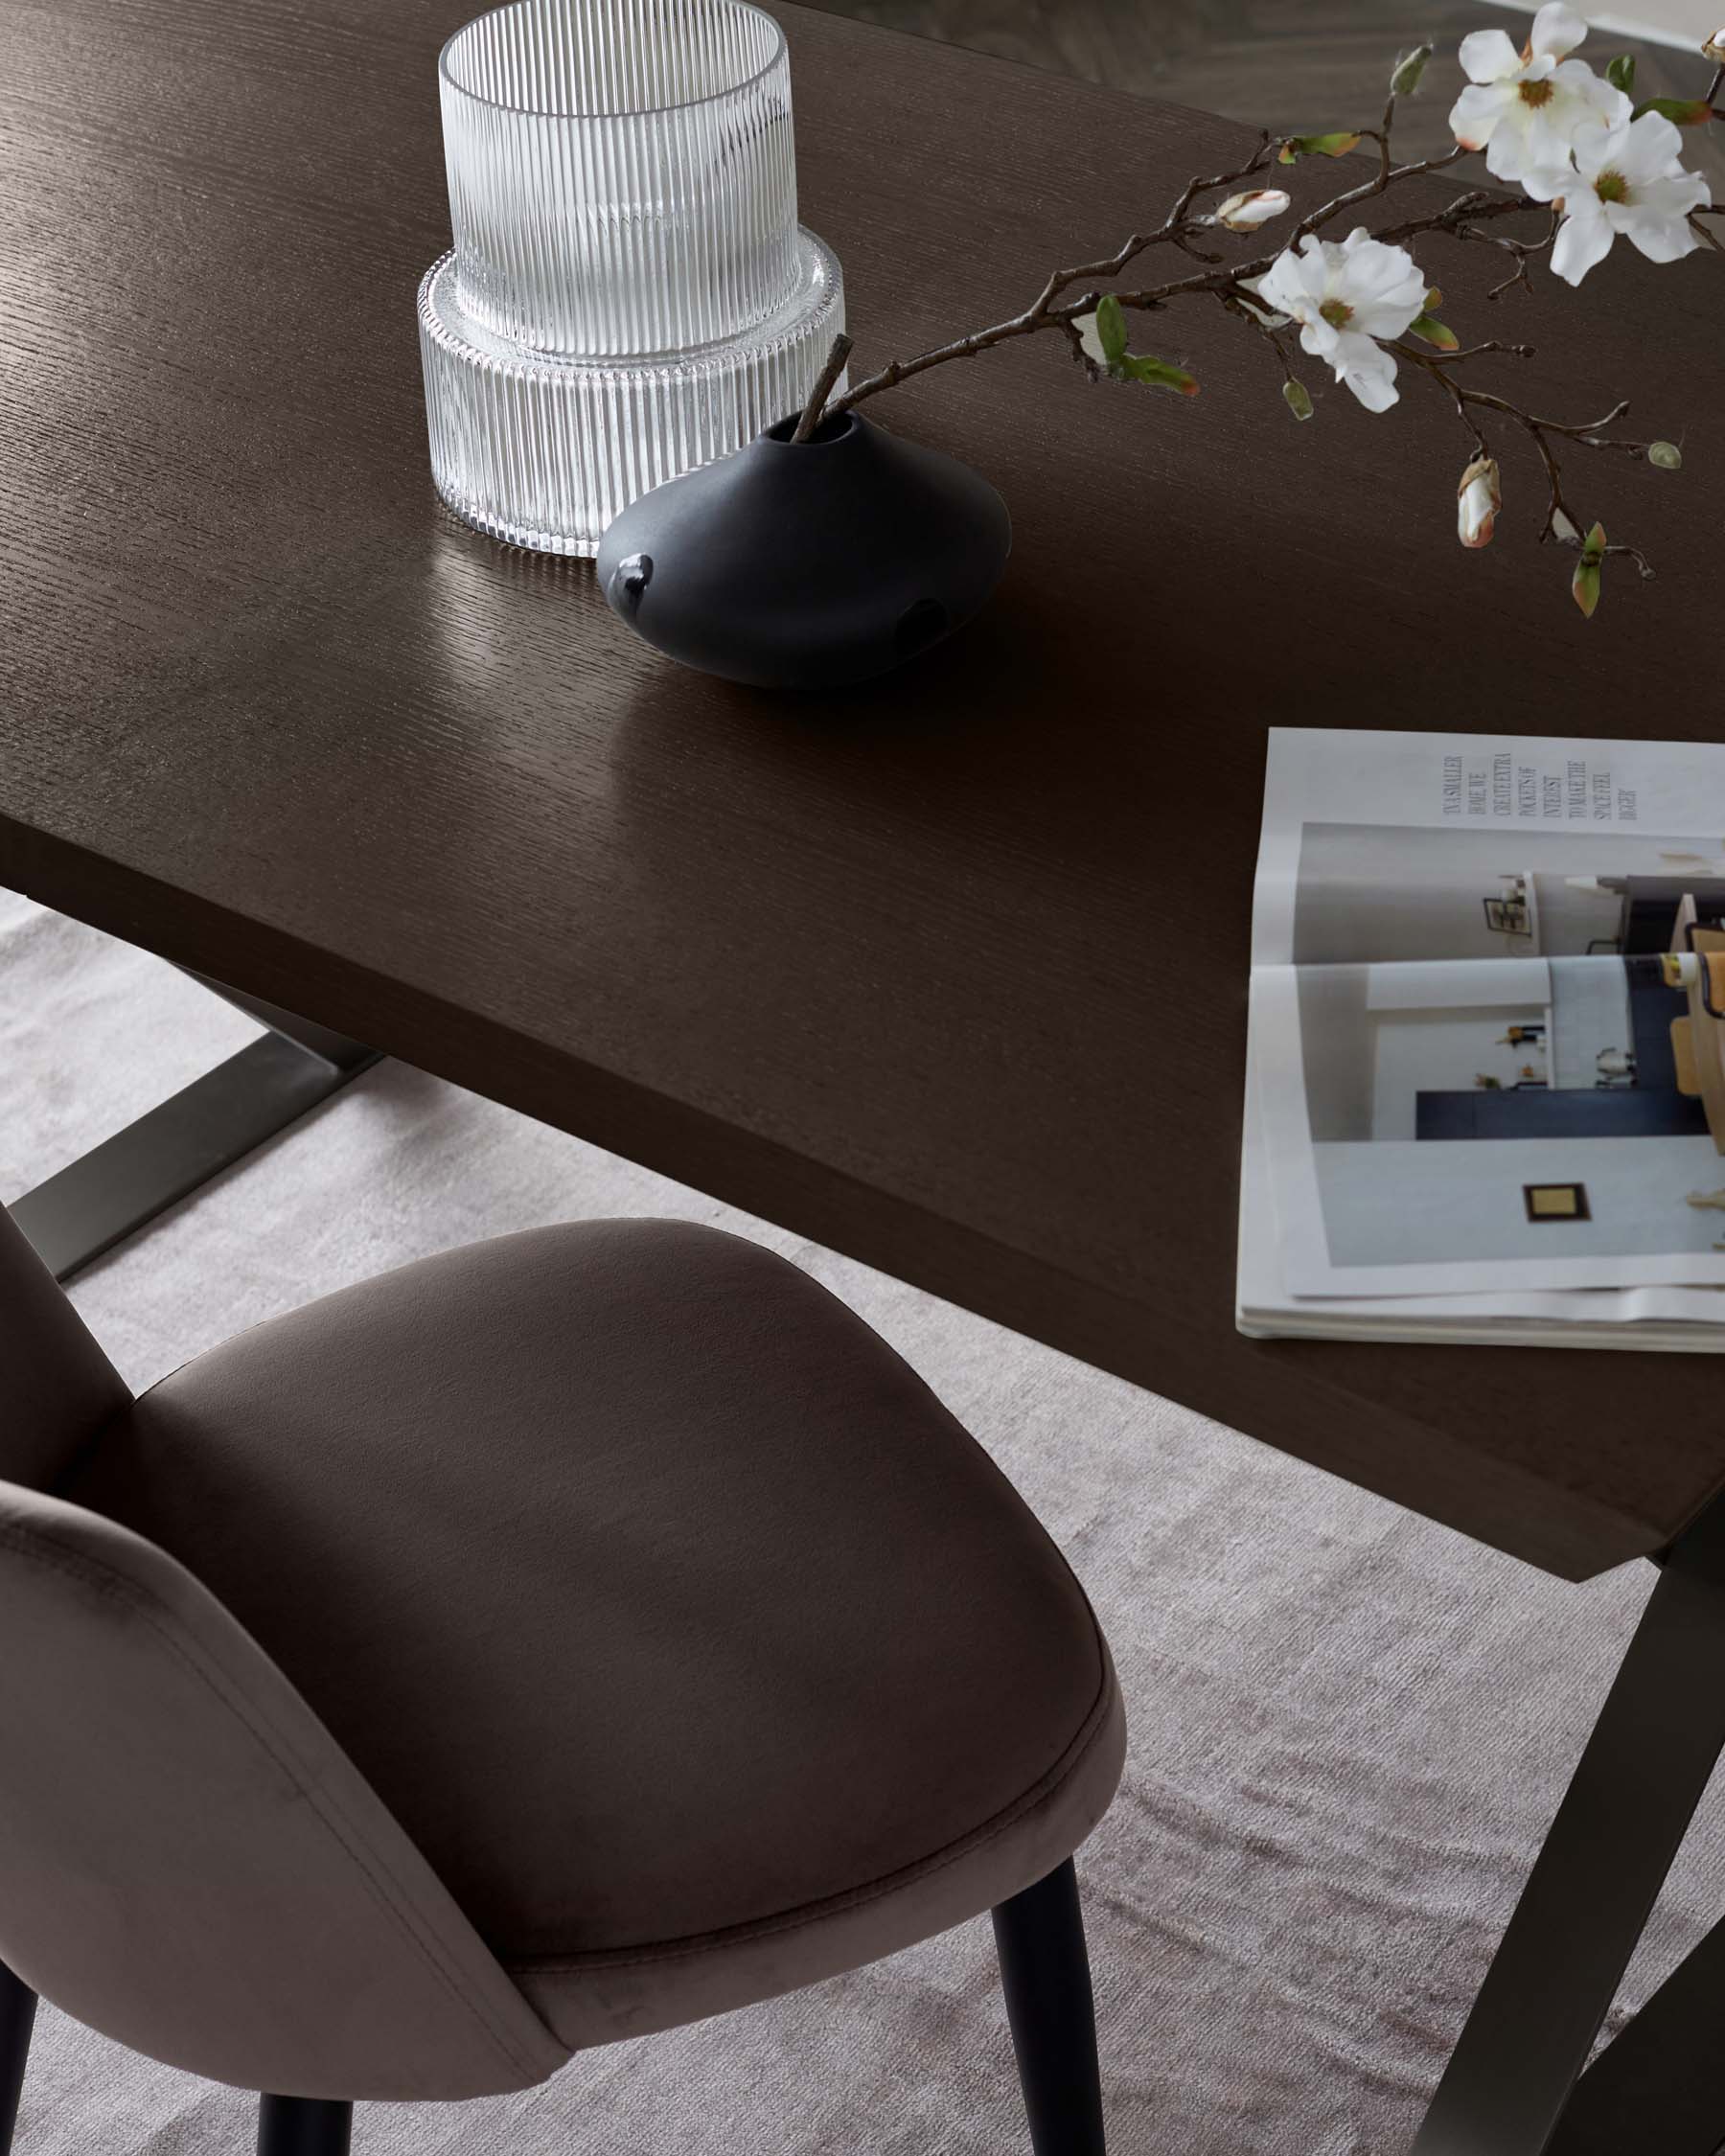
[801,0,1725,183]
[3,0,1723,1579]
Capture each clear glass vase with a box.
[418,0,844,557]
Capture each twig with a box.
[1294,143,1469,244]
[1217,288,1301,387]
[829,136,1276,414]
[1371,187,1533,246]
[792,332,855,442]
[1459,202,1561,299]
[1413,338,1535,362]
[831,151,1542,419]
[1394,345,1659,573]
[1104,183,1531,318]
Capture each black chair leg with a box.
[0,1962,36,2156]
[257,2095,354,2156]
[991,1858,1107,2156]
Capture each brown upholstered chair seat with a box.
[62,1220,1123,2051]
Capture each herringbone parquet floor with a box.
[802,0,1725,180]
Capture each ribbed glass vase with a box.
[418,0,844,558]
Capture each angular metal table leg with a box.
[1545,1905,1725,2156]
[9,978,379,1282]
[1411,1494,1725,2156]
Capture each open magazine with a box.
[1240,729,1725,1350]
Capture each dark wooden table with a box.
[4,0,1723,1581]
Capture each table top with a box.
[5,0,1723,1582]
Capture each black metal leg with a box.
[0,1962,37,2156]
[1544,1905,1725,2156]
[8,975,378,1283]
[1412,1495,1725,2156]
[991,1858,1106,2156]
[257,2096,354,2156]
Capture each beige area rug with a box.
[2,885,1719,2156]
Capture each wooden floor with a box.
[802,0,1725,180]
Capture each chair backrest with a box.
[0,1480,570,2099]
[0,1210,568,2100]
[0,1204,129,1488]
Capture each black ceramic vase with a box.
[595,410,1012,691]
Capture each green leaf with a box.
[1573,520,1606,617]
[1390,42,1433,95]
[1093,293,1129,367]
[1277,129,1362,163]
[1410,311,1460,351]
[1633,95,1714,124]
[1091,295,1198,394]
[1648,439,1683,470]
[1282,378,1315,422]
[1116,352,1200,395]
[1606,52,1636,95]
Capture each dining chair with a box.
[0,1205,1125,2155]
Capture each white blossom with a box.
[1210,188,1292,231]
[1458,455,1502,546]
[1552,109,1713,285]
[1074,311,1109,366]
[1253,228,1428,412]
[1449,3,1630,198]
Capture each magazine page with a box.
[1241,730,1725,1340]
[1254,728,1725,969]
[1238,1022,1725,1345]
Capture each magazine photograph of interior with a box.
[1292,824,1725,1271]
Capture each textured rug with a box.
[2,884,1719,2156]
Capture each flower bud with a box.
[1703,26,1725,60]
[1457,455,1501,548]
[1648,440,1683,470]
[1213,188,1293,230]
[1637,95,1714,124]
[1391,42,1433,96]
[1282,378,1315,421]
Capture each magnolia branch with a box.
[1458,202,1562,299]
[825,172,1538,418]
[824,134,1281,414]
[804,32,1717,602]
[1218,288,1300,386]
[1394,342,1660,573]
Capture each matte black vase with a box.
[595,410,1011,691]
